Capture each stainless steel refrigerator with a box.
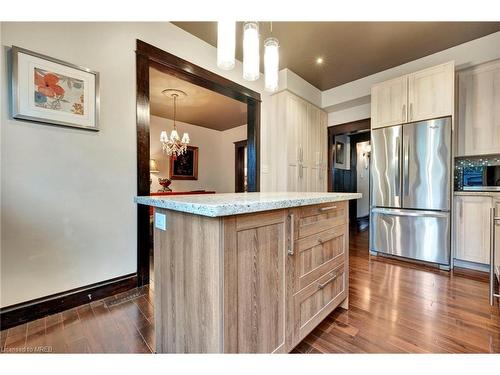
[370,117,452,267]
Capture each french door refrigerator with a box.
[370,117,452,267]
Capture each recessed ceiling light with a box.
[316,57,324,65]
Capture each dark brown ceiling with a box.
[172,22,500,90]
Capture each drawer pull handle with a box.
[317,238,323,245]
[317,272,338,289]
[288,213,295,256]
[319,205,337,212]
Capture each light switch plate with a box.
[155,212,167,230]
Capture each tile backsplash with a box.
[454,154,500,190]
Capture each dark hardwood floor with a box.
[2,229,499,354]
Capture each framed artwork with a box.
[334,135,351,170]
[335,141,345,164]
[169,146,199,180]
[11,46,100,131]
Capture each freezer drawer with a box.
[370,208,450,265]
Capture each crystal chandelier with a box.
[160,89,190,157]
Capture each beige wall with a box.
[0,22,272,308]
[149,115,246,193]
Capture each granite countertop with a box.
[135,192,362,217]
[454,191,500,197]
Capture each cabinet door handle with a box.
[317,272,338,289]
[489,207,500,305]
[409,103,413,121]
[402,104,406,121]
[288,213,295,256]
[319,205,337,212]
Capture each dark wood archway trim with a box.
[135,40,261,286]
[327,118,370,192]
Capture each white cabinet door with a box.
[371,76,408,129]
[408,61,454,122]
[286,93,310,192]
[456,59,500,156]
[455,195,491,265]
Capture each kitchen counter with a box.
[454,191,500,197]
[136,192,360,353]
[135,192,361,217]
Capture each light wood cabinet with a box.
[224,210,287,353]
[371,76,408,129]
[408,62,455,122]
[153,201,349,353]
[371,62,454,129]
[456,59,500,156]
[454,195,492,265]
[271,90,327,192]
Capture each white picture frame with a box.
[11,46,100,131]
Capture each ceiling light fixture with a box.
[243,21,260,81]
[264,22,279,92]
[160,89,190,158]
[316,57,324,65]
[217,21,235,70]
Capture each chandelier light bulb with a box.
[243,22,260,81]
[217,21,236,70]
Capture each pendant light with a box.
[243,22,260,81]
[217,21,235,70]
[264,36,279,92]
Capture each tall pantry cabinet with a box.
[268,90,328,192]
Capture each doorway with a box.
[328,118,371,231]
[234,140,248,192]
[135,40,261,287]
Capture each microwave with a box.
[462,165,500,191]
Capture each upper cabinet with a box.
[371,76,408,129]
[456,59,500,156]
[371,61,455,129]
[408,62,455,122]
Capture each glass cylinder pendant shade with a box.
[217,21,235,70]
[243,22,260,81]
[264,37,279,92]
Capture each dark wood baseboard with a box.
[0,273,137,330]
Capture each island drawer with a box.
[292,263,346,344]
[294,201,347,239]
[293,224,347,292]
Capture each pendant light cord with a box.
[173,94,177,130]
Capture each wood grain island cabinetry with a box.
[135,192,360,353]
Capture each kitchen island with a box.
[135,192,361,353]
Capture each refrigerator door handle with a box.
[372,208,449,218]
[403,135,410,196]
[395,136,401,198]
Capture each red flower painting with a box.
[33,68,84,115]
[35,71,65,97]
